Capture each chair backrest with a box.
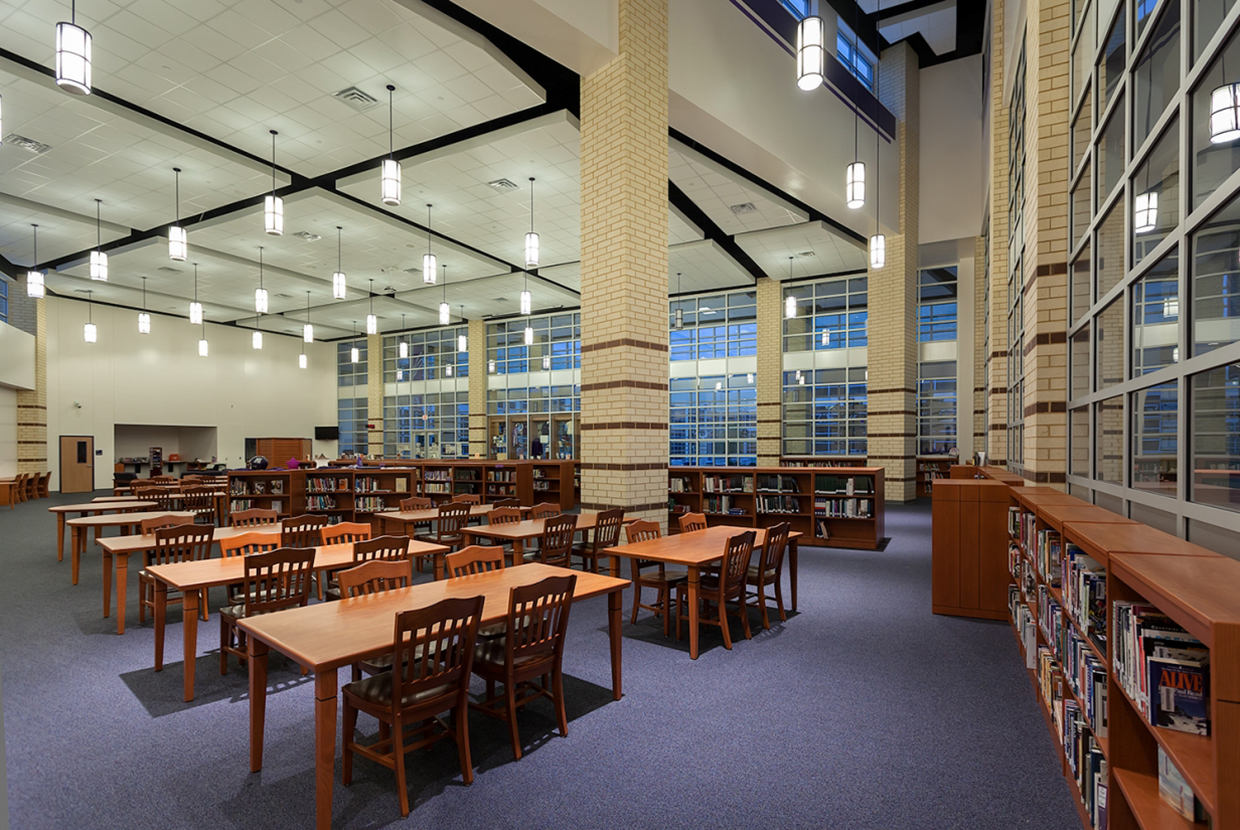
[281,514,328,548]
[150,524,215,567]
[39,471,53,495]
[399,496,433,511]
[181,475,204,485]
[337,559,413,597]
[391,596,484,715]
[351,535,410,564]
[625,519,661,544]
[492,498,520,507]
[240,547,317,616]
[451,493,482,504]
[505,575,576,662]
[486,506,522,526]
[150,489,178,511]
[590,508,625,552]
[539,513,578,567]
[759,522,791,575]
[321,521,372,545]
[141,514,194,535]
[446,545,505,578]
[434,502,472,539]
[181,486,215,514]
[721,531,757,597]
[219,530,280,559]
[150,476,175,484]
[231,508,279,528]
[531,502,560,520]
[678,512,707,533]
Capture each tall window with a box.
[0,277,9,324]
[783,277,868,352]
[918,267,959,341]
[382,328,469,459]
[487,314,581,374]
[337,339,368,456]
[669,292,757,359]
[782,367,868,457]
[1007,41,1027,467]
[836,25,876,91]
[917,267,959,455]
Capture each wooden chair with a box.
[451,493,482,505]
[413,503,471,573]
[281,514,328,548]
[138,524,214,625]
[572,508,624,574]
[342,595,484,817]
[219,531,281,605]
[23,473,38,501]
[470,575,576,760]
[36,472,52,498]
[445,545,505,578]
[322,522,372,544]
[533,513,577,568]
[470,506,522,563]
[531,502,560,520]
[219,547,316,675]
[678,512,707,533]
[492,498,520,508]
[398,496,432,511]
[676,530,754,650]
[230,508,279,528]
[140,514,194,535]
[337,559,413,597]
[13,474,27,504]
[624,520,686,636]
[323,536,410,602]
[746,522,791,629]
[181,485,216,525]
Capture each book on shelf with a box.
[1061,545,1107,652]
[271,499,282,513]
[1158,746,1209,821]
[1035,529,1062,585]
[669,477,690,493]
[1148,657,1210,736]
[270,479,284,495]
[758,495,801,514]
[814,475,872,496]
[814,497,871,518]
[1007,506,1020,538]
[253,481,266,495]
[1114,601,1211,735]
[395,478,408,493]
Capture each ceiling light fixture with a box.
[55,0,92,95]
[398,312,408,358]
[488,358,496,373]
[747,373,754,384]
[299,351,307,369]
[84,288,96,342]
[845,3,864,209]
[1135,191,1158,233]
[90,198,107,280]
[542,354,551,370]
[265,130,283,235]
[439,264,450,326]
[252,320,262,350]
[333,225,346,299]
[26,224,44,299]
[423,204,436,284]
[350,321,359,363]
[190,263,202,324]
[169,167,187,261]
[138,276,150,334]
[785,257,796,318]
[303,290,313,343]
[382,84,400,205]
[458,305,466,352]
[796,14,826,90]
[673,271,684,329]
[822,329,830,346]
[869,2,885,270]
[445,362,453,377]
[255,246,268,313]
[524,323,534,346]
[525,176,539,268]
[366,278,377,334]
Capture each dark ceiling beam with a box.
[668,181,766,283]
[876,0,949,21]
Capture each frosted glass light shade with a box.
[55,21,91,95]
[488,359,496,373]
[796,16,826,90]
[399,340,408,358]
[439,302,450,326]
[90,250,108,281]
[168,225,187,261]
[199,338,209,357]
[674,308,683,329]
[366,313,377,335]
[255,287,268,313]
[524,325,534,345]
[525,232,539,268]
[252,330,263,349]
[1134,191,1158,233]
[458,333,467,352]
[138,312,151,334]
[822,329,830,346]
[445,363,453,377]
[846,162,865,208]
[303,323,313,343]
[785,295,796,319]
[299,353,307,369]
[381,158,401,205]
[332,271,346,299]
[264,194,283,235]
[520,289,532,315]
[350,346,360,364]
[189,301,203,325]
[542,355,551,370]
[870,233,886,269]
[1209,83,1240,144]
[396,369,403,381]
[423,253,437,284]
[26,270,44,299]
[83,322,96,343]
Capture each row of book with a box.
[668,477,692,493]
[1035,528,1063,587]
[425,470,452,481]
[488,470,516,482]
[355,477,407,493]
[1060,623,1108,739]
[229,480,286,495]
[229,498,283,513]
[814,497,872,518]
[486,484,515,495]
[1009,585,1037,669]
[1061,546,1106,651]
[355,496,391,513]
[1008,507,1037,558]
[814,475,873,495]
[704,495,746,515]
[1062,701,1108,829]
[756,475,800,493]
[757,495,802,514]
[306,477,350,493]
[1114,601,1210,735]
[424,482,451,494]
[306,495,338,510]
[704,475,753,494]
[534,480,555,491]
[1036,584,1062,649]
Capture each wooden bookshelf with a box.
[531,461,576,509]
[352,468,415,524]
[667,466,884,549]
[227,469,300,518]
[916,456,954,497]
[931,479,1010,620]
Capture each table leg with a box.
[103,550,113,618]
[71,527,82,585]
[789,538,799,611]
[116,554,129,635]
[607,587,622,700]
[688,564,701,659]
[182,588,199,702]
[57,514,65,562]
[249,638,269,773]
[314,668,339,830]
[433,551,443,581]
[154,581,167,671]
[513,538,525,565]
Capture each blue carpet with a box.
[1,495,1080,829]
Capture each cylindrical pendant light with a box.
[199,328,209,357]
[821,329,830,346]
[542,354,551,370]
[423,204,437,284]
[445,363,453,377]
[189,263,203,324]
[520,289,532,315]
[381,85,401,205]
[439,264,450,325]
[55,1,92,95]
[332,225,346,299]
[488,359,496,373]
[26,224,44,299]
[350,321,359,363]
[846,162,865,209]
[169,167,187,261]
[265,130,283,235]
[252,329,263,350]
[524,177,539,268]
[399,312,408,359]
[673,271,684,329]
[796,15,826,90]
[458,305,466,352]
[299,352,307,369]
[138,276,151,334]
[303,290,313,343]
[869,233,886,268]
[366,278,377,334]
[90,199,107,280]
[83,289,96,342]
[255,246,268,313]
[524,324,534,346]
[1210,82,1240,144]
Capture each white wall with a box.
[0,387,15,478]
[46,298,336,491]
[0,320,35,391]
[920,55,985,244]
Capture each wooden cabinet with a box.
[255,438,312,466]
[931,479,1010,621]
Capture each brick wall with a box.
[468,318,487,456]
[987,0,1010,466]
[366,333,384,457]
[756,276,782,465]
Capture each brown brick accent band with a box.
[1023,331,1068,355]
[1035,262,1069,277]
[17,404,47,410]
[1024,401,1068,417]
[579,462,667,471]
[757,418,782,424]
[885,476,914,482]
[866,454,914,460]
[580,338,668,354]
[580,422,668,431]
[989,387,1009,395]
[867,387,917,395]
[867,410,916,417]
[580,379,669,392]
[579,501,668,513]
[1016,470,1067,484]
[988,424,1009,431]
[990,350,1009,359]
[866,432,916,438]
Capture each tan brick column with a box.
[986,0,1010,466]
[756,276,782,465]
[867,42,920,502]
[366,332,384,457]
[1020,0,1071,487]
[16,294,47,477]
[578,0,669,529]
[972,235,987,454]
[467,318,487,458]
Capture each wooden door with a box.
[60,435,94,494]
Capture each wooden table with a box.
[606,526,801,659]
[374,503,529,536]
[237,562,628,830]
[64,510,191,585]
[147,538,450,702]
[459,512,633,576]
[1,478,17,509]
[97,522,286,635]
[49,500,159,563]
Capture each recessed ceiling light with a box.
[293,231,321,241]
[4,134,52,154]
[729,202,758,214]
[488,178,519,190]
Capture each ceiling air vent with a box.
[293,231,321,241]
[275,293,292,299]
[5,134,51,154]
[156,266,181,274]
[332,86,380,111]
[729,202,758,215]
[797,251,817,258]
[487,178,519,190]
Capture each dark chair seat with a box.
[414,533,462,546]
[343,673,456,709]
[746,565,777,580]
[473,641,554,674]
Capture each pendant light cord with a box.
[852,0,860,163]
[337,226,342,271]
[95,198,101,249]
[142,276,147,310]
[388,85,394,156]
[31,224,38,267]
[875,0,881,231]
[426,204,432,256]
[270,130,278,193]
[174,168,180,224]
